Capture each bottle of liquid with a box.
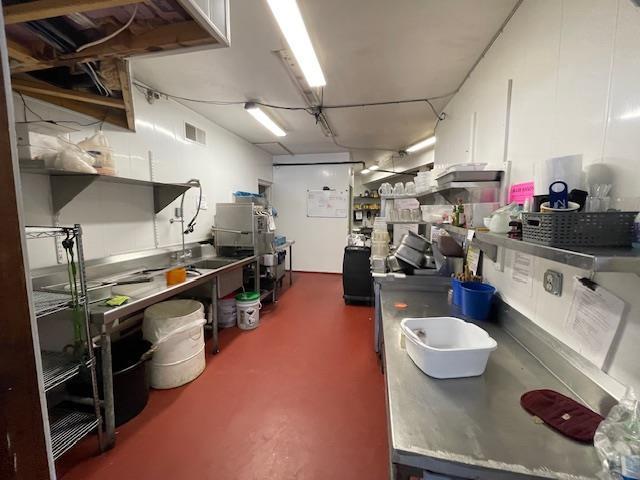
[452,204,459,226]
[458,201,466,228]
[633,212,640,249]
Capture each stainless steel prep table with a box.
[90,254,258,448]
[380,283,603,480]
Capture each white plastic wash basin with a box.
[400,317,497,379]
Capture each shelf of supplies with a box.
[49,408,99,460]
[385,221,429,225]
[380,193,419,199]
[41,351,91,392]
[380,181,501,201]
[32,290,77,318]
[416,181,501,199]
[437,223,640,274]
[20,167,193,213]
[353,196,381,203]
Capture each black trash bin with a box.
[69,333,153,426]
[342,246,374,305]
[109,335,153,426]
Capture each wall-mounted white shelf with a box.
[380,180,501,202]
[21,167,193,213]
[385,221,429,225]
[437,223,640,275]
[417,181,501,199]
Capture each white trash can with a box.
[143,300,206,389]
[217,295,237,328]
[235,292,261,330]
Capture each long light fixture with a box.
[266,0,326,87]
[406,136,436,153]
[369,164,380,171]
[360,168,370,175]
[244,102,286,137]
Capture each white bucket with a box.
[217,297,237,329]
[236,298,261,330]
[143,300,206,389]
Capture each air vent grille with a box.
[185,122,206,145]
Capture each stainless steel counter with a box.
[90,254,257,325]
[86,252,258,450]
[381,285,603,480]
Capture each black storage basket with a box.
[522,211,638,248]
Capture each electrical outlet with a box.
[544,269,563,296]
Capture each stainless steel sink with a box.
[190,258,241,270]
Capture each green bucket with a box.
[235,291,260,302]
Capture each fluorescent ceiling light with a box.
[245,102,286,137]
[360,168,371,174]
[406,136,436,153]
[266,0,326,88]
[369,165,380,171]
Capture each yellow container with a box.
[165,268,187,286]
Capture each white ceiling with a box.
[132,0,518,163]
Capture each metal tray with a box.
[435,170,502,185]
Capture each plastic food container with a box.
[401,317,497,378]
[165,267,187,286]
[460,282,496,321]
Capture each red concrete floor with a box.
[58,272,388,480]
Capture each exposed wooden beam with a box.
[4,0,141,25]
[7,40,38,64]
[16,88,129,129]
[11,77,126,109]
[116,59,135,131]
[59,21,213,63]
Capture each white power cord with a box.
[76,5,138,52]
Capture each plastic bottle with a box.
[458,201,466,228]
[633,212,640,249]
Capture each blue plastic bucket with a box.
[460,282,496,321]
[451,278,463,306]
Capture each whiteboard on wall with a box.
[306,189,348,218]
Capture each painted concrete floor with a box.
[59,272,388,480]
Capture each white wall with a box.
[435,0,640,396]
[272,153,352,273]
[18,86,272,268]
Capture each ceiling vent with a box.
[185,122,206,145]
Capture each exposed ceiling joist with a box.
[12,77,126,109]
[3,0,142,25]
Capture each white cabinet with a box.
[177,0,231,47]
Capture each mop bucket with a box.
[236,292,262,330]
[460,282,496,321]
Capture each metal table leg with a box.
[255,259,261,293]
[100,326,115,448]
[211,278,219,354]
[288,244,293,286]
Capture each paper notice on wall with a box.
[466,245,481,275]
[564,278,626,369]
[512,252,534,296]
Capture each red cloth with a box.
[520,389,604,443]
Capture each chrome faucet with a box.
[170,179,201,263]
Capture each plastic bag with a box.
[52,143,97,173]
[595,388,640,480]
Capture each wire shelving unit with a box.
[26,225,105,460]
